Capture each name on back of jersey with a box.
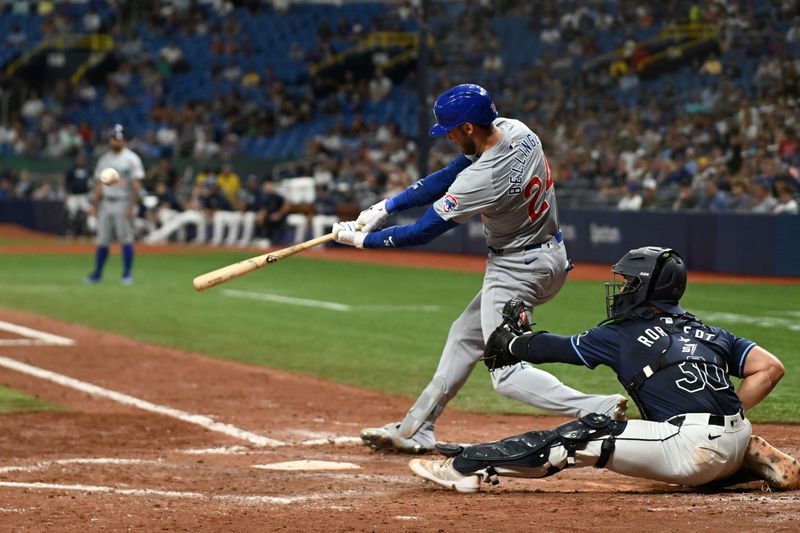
[506,133,540,195]
[636,318,717,348]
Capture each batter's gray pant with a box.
[401,239,622,437]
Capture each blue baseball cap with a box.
[107,123,125,141]
[428,84,498,137]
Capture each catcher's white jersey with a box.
[433,118,559,249]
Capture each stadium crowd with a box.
[0,0,797,247]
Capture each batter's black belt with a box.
[488,230,563,255]
[667,410,745,428]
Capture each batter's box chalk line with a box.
[0,320,74,346]
[0,356,284,447]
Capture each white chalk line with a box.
[0,320,74,346]
[223,289,350,311]
[0,481,317,506]
[178,435,362,455]
[299,436,362,446]
[692,310,800,331]
[0,356,286,448]
[222,289,438,312]
[0,458,162,475]
[179,445,252,455]
[0,339,70,346]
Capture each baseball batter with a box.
[410,247,795,492]
[333,84,624,453]
[85,124,145,285]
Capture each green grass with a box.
[0,249,798,422]
[0,385,69,413]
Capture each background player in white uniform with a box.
[410,247,795,493]
[85,124,145,285]
[333,84,624,453]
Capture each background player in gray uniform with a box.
[85,124,145,285]
[410,247,795,493]
[333,84,624,453]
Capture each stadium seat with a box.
[279,177,316,205]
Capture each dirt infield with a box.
[1,227,800,531]
[1,313,800,532]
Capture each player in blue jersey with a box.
[409,246,798,492]
[333,84,624,453]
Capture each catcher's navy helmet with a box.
[428,84,498,137]
[605,246,687,317]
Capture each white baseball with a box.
[99,167,120,185]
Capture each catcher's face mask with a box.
[604,274,642,318]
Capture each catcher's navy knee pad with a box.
[452,413,627,475]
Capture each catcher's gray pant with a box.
[96,199,134,246]
[493,413,752,486]
[400,238,622,439]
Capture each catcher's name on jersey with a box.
[572,314,753,421]
[635,321,717,348]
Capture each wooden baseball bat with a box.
[193,232,335,292]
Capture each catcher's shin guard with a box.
[451,413,627,478]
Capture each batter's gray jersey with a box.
[433,118,558,250]
[93,147,145,202]
[393,117,622,445]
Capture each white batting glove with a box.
[356,199,389,233]
[333,221,366,248]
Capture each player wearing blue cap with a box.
[85,124,145,285]
[333,83,625,453]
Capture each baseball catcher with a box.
[410,247,798,492]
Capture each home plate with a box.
[252,460,361,471]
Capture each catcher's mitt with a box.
[482,298,531,371]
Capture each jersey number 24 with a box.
[523,156,554,222]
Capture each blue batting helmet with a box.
[428,84,498,137]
